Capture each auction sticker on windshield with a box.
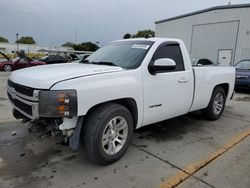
[132,44,150,50]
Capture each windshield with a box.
[12,57,20,62]
[235,60,250,70]
[83,40,154,69]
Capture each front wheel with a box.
[82,103,133,165]
[3,64,13,72]
[201,86,226,120]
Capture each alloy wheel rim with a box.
[213,93,224,115]
[102,116,128,155]
[4,65,12,71]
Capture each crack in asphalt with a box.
[132,127,250,188]
[224,114,250,123]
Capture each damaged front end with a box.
[7,79,82,151]
[13,109,83,151]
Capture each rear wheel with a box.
[201,86,226,120]
[82,103,133,165]
[3,64,13,72]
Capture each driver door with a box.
[143,42,193,125]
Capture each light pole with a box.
[74,24,77,44]
[16,33,19,52]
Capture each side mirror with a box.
[149,58,176,75]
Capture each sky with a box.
[0,0,249,46]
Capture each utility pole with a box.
[74,24,77,44]
[16,33,19,52]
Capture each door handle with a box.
[178,79,188,83]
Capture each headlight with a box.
[39,90,77,117]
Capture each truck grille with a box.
[8,93,33,116]
[7,80,34,97]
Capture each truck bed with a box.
[190,66,235,112]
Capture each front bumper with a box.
[7,80,81,151]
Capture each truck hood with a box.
[9,63,124,89]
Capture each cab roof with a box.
[114,37,182,43]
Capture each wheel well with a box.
[4,64,12,67]
[214,83,229,97]
[85,98,138,129]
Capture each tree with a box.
[0,36,8,43]
[62,42,99,51]
[62,42,75,47]
[16,36,35,44]
[132,29,155,38]
[123,33,132,39]
[123,29,155,39]
[73,42,99,51]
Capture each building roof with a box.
[155,3,250,24]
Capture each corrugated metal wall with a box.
[241,48,250,59]
[191,21,239,64]
[155,7,250,65]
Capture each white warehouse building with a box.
[155,3,250,66]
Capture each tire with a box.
[82,103,134,165]
[201,86,226,120]
[3,64,13,72]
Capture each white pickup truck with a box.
[7,38,235,164]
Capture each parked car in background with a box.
[69,54,80,61]
[235,59,250,89]
[79,54,90,60]
[40,55,67,64]
[191,58,214,66]
[81,54,90,61]
[71,54,90,63]
[0,56,45,71]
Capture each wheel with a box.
[82,103,133,165]
[201,86,226,120]
[3,64,13,72]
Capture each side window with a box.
[55,55,62,60]
[152,43,185,71]
[49,56,56,61]
[58,56,64,61]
